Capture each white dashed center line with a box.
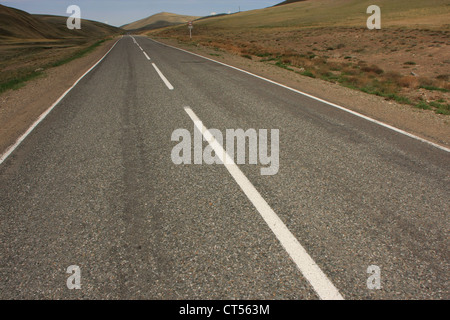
[152,63,174,90]
[183,106,344,300]
[131,36,173,89]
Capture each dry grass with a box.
[148,0,450,115]
[0,5,121,95]
[398,76,419,88]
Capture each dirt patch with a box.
[0,37,120,154]
[152,36,450,148]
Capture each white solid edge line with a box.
[143,51,151,60]
[183,106,344,301]
[0,38,122,165]
[152,63,174,90]
[150,38,450,153]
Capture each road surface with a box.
[0,36,448,299]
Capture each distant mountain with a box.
[122,12,200,31]
[0,4,121,40]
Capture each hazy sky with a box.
[1,0,281,27]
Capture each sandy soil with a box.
[0,37,119,154]
[153,37,450,148]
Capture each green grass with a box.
[0,71,45,94]
[415,101,432,110]
[0,38,109,95]
[301,70,315,78]
[387,94,413,104]
[419,85,449,92]
[50,39,107,67]
[258,52,444,113]
[429,101,450,115]
[275,60,294,71]
[320,73,340,81]
[258,50,447,115]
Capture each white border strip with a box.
[150,38,450,153]
[0,38,121,165]
[184,106,344,300]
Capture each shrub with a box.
[361,64,383,74]
[436,74,449,81]
[301,70,315,78]
[398,76,419,88]
[415,101,431,110]
[419,85,449,93]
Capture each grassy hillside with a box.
[0,5,121,40]
[189,0,450,29]
[36,15,121,39]
[0,4,65,39]
[0,4,122,95]
[150,0,450,115]
[122,12,199,31]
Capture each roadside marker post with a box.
[188,21,193,39]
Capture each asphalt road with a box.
[0,36,448,300]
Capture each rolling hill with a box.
[122,12,200,31]
[36,15,121,39]
[166,0,450,29]
[0,4,122,97]
[0,4,121,40]
[0,4,65,39]
[150,0,450,115]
